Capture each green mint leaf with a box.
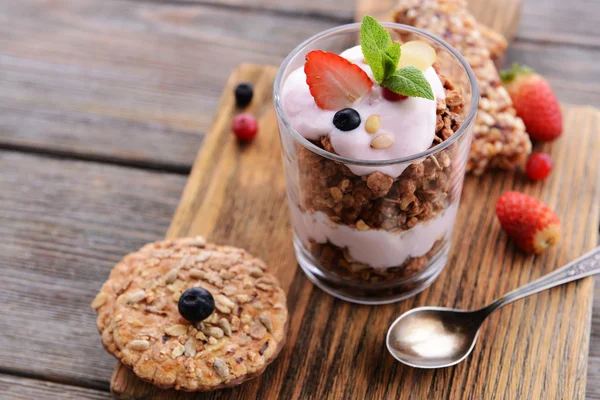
[382,42,401,80]
[361,16,392,54]
[382,66,434,100]
[385,42,401,65]
[360,15,395,84]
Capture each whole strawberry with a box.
[500,64,562,141]
[495,191,561,254]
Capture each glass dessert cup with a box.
[274,23,479,304]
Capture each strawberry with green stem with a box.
[500,64,563,141]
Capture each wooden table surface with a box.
[0,0,598,398]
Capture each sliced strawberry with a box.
[304,50,373,110]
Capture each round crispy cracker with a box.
[92,237,288,391]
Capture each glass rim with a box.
[273,22,479,166]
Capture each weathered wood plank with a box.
[112,64,600,399]
[587,280,600,400]
[1,0,599,170]
[135,0,600,47]
[0,374,109,400]
[506,41,600,107]
[0,152,186,388]
[518,0,600,47]
[161,0,353,21]
[0,0,333,168]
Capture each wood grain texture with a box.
[139,0,600,47]
[0,374,110,400]
[112,64,600,399]
[506,41,600,107]
[1,0,599,171]
[589,280,600,400]
[0,0,333,169]
[355,0,523,41]
[518,0,600,47]
[154,0,353,21]
[0,0,599,397]
[0,152,186,389]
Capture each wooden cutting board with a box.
[110,63,600,399]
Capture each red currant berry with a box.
[525,152,553,181]
[232,113,258,141]
[382,87,408,101]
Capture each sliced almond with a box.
[249,268,263,278]
[181,236,206,247]
[219,318,232,337]
[125,290,146,304]
[164,268,179,284]
[171,343,185,358]
[184,338,197,357]
[165,324,188,337]
[214,295,236,314]
[250,320,267,339]
[128,340,150,351]
[91,292,108,309]
[398,40,437,71]
[204,327,224,339]
[258,313,274,333]
[189,269,206,279]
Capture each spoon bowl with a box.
[386,307,483,368]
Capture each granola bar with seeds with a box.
[393,0,531,174]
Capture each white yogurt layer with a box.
[281,45,445,178]
[291,203,458,269]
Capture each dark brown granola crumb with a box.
[365,172,394,198]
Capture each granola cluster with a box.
[295,73,465,281]
[92,237,288,391]
[393,0,531,174]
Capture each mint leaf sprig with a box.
[360,16,434,101]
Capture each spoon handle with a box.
[484,246,600,315]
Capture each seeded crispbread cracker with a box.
[91,237,288,391]
[393,0,532,175]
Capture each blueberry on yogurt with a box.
[333,108,361,131]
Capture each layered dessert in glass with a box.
[274,19,479,304]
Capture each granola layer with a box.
[393,0,531,174]
[310,238,446,282]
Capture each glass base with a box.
[294,237,450,305]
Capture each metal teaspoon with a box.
[386,246,600,368]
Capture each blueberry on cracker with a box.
[91,237,288,391]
